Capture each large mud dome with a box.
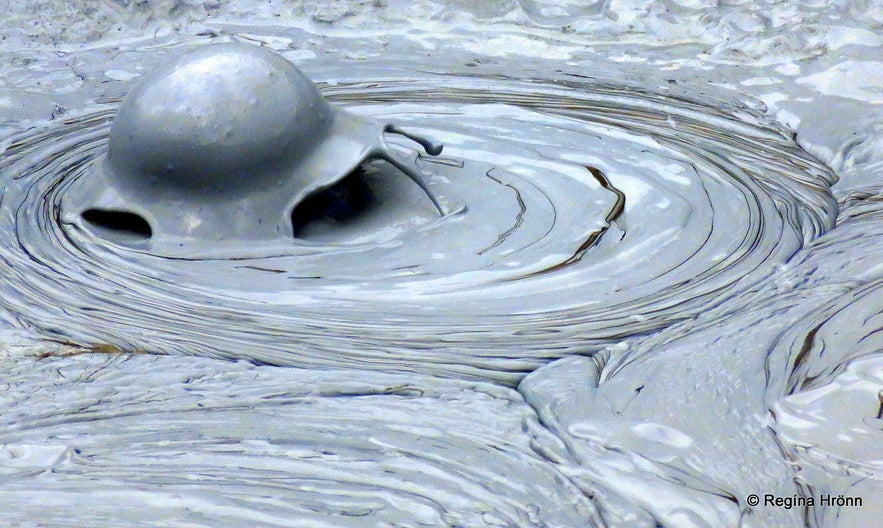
[1,1,881,527]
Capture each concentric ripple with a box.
[0,354,601,527]
[0,74,837,383]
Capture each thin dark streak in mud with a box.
[478,168,526,255]
[517,166,625,278]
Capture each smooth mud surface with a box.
[1,1,881,527]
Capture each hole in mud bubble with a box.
[292,160,437,244]
[81,209,152,241]
[292,167,377,234]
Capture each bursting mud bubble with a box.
[1,1,882,527]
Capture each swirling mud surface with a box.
[1,2,882,527]
[0,75,836,382]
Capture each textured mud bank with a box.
[1,1,881,526]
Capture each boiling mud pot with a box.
[0,72,835,381]
[0,61,861,527]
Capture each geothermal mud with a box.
[1,1,881,527]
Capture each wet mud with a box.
[1,1,881,526]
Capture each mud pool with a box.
[1,1,882,527]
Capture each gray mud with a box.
[1,1,882,527]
